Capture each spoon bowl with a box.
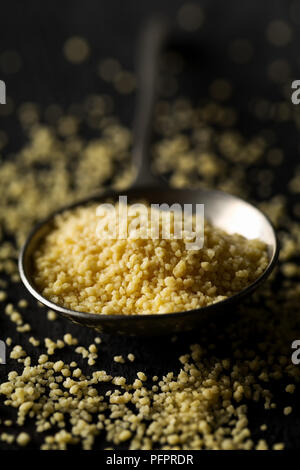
[19,185,278,336]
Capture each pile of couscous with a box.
[33,203,268,315]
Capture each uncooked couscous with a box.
[1,36,300,449]
[33,202,268,315]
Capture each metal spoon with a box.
[19,19,279,336]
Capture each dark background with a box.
[0,0,300,451]
[1,0,299,195]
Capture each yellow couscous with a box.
[33,203,268,315]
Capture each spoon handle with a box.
[131,17,169,188]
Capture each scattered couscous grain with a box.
[285,384,295,394]
[0,291,7,301]
[114,355,125,364]
[47,310,57,321]
[283,406,292,416]
[16,432,31,447]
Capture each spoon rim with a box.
[18,187,279,323]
